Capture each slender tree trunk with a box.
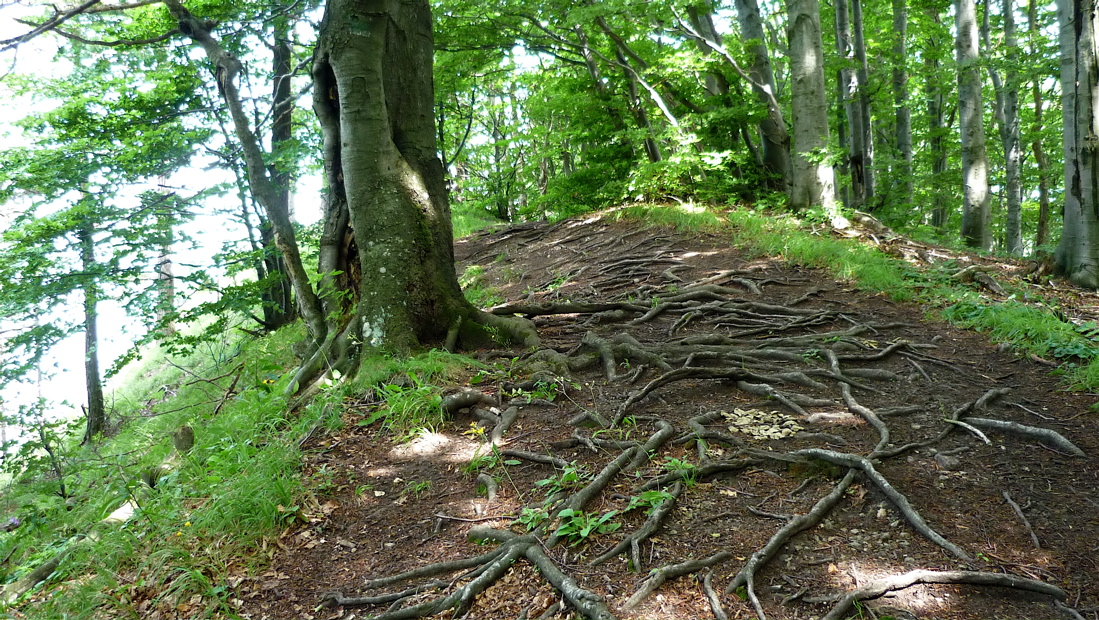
[732,0,792,189]
[154,187,176,337]
[982,0,1024,254]
[165,0,327,347]
[787,0,840,220]
[78,217,105,444]
[261,13,297,329]
[957,0,992,249]
[1054,0,1099,287]
[892,0,914,206]
[836,0,868,207]
[926,11,949,229]
[851,0,876,205]
[1030,0,1052,247]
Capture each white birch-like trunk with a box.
[956,0,991,249]
[788,0,839,221]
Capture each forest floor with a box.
[237,211,1099,620]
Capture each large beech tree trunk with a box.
[787,0,839,219]
[170,0,535,397]
[1055,0,1099,287]
[956,0,991,249]
[308,0,534,370]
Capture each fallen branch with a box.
[819,569,1065,620]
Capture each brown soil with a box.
[237,212,1099,620]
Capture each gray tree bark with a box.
[892,0,913,206]
[925,11,950,229]
[983,0,1024,254]
[836,0,868,207]
[732,0,792,189]
[1054,0,1099,287]
[957,0,992,249]
[851,0,876,204]
[787,0,840,220]
[307,0,536,378]
[1030,0,1052,248]
[78,215,105,444]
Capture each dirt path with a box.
[237,215,1099,620]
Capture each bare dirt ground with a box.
[237,212,1099,620]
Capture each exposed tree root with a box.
[818,569,1066,620]
[791,449,972,561]
[962,417,1085,456]
[314,254,1083,619]
[727,471,857,595]
[590,482,683,568]
[623,551,732,610]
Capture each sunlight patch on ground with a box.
[387,430,484,464]
[831,559,958,616]
[675,202,707,214]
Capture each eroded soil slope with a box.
[238,214,1099,620]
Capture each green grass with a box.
[460,264,505,309]
[350,349,484,441]
[0,322,320,618]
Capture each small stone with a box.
[935,453,962,471]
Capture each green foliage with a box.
[350,350,483,441]
[0,324,312,617]
[625,489,675,515]
[552,508,621,546]
[459,265,505,309]
[534,461,588,497]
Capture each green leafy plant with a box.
[534,462,588,497]
[514,506,549,531]
[625,490,675,515]
[552,508,621,546]
[663,457,698,486]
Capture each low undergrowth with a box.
[0,325,326,618]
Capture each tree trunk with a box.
[1030,0,1052,248]
[787,0,840,220]
[851,0,876,206]
[78,216,105,444]
[732,0,792,189]
[836,0,867,207]
[1054,0,1099,287]
[261,12,298,329]
[982,0,1024,254]
[164,0,328,347]
[957,0,991,249]
[154,192,176,337]
[892,0,914,206]
[926,11,949,229]
[310,0,536,364]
